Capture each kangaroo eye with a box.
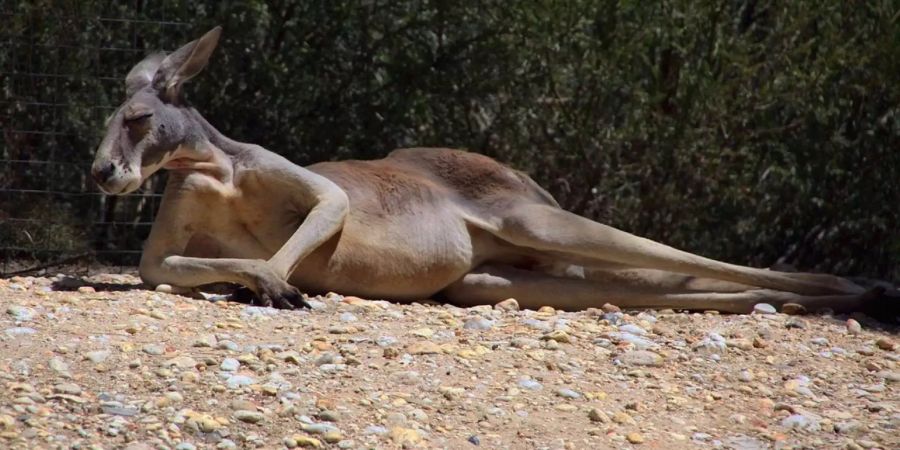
[124,112,153,122]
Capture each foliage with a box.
[2,0,898,280]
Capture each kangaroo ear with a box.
[125,51,166,97]
[152,26,222,102]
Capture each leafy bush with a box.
[3,1,898,280]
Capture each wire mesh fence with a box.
[0,1,192,275]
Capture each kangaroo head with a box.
[91,27,222,194]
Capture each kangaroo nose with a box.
[92,162,115,184]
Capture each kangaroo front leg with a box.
[144,254,307,309]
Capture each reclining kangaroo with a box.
[92,27,895,314]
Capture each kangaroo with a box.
[92,27,896,315]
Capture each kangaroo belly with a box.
[289,208,476,299]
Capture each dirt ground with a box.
[0,272,897,450]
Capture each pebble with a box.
[48,357,71,376]
[619,324,647,335]
[846,319,862,334]
[753,303,776,314]
[511,337,541,349]
[366,337,395,350]
[875,338,896,351]
[4,327,37,336]
[556,388,581,399]
[220,358,240,371]
[6,305,35,321]
[407,341,442,354]
[53,383,82,395]
[463,317,494,330]
[301,423,340,435]
[142,344,165,355]
[785,317,807,329]
[234,409,265,423]
[626,432,645,444]
[620,350,663,367]
[288,436,322,448]
[225,375,255,389]
[781,413,820,431]
[607,332,657,350]
[85,350,111,364]
[588,408,609,423]
[216,440,238,450]
[518,378,542,390]
[389,427,421,445]
[494,298,520,311]
[877,371,900,383]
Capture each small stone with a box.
[626,432,644,444]
[389,427,421,446]
[542,330,571,343]
[216,440,238,450]
[6,305,35,322]
[301,423,340,435]
[165,356,198,369]
[875,338,896,351]
[468,435,481,445]
[781,413,820,431]
[220,358,240,371]
[846,319,862,334]
[77,286,96,293]
[292,436,322,448]
[835,421,862,434]
[196,415,220,432]
[322,431,343,443]
[407,342,442,355]
[439,386,466,400]
[511,337,541,349]
[781,303,807,315]
[164,391,184,404]
[785,317,807,329]
[463,317,494,330]
[4,327,36,336]
[518,378,542,390]
[192,335,217,347]
[53,383,82,395]
[142,344,165,355]
[233,410,265,424]
[49,357,71,376]
[753,303,776,314]
[225,375,255,389]
[0,414,16,430]
[601,303,621,313]
[85,350,111,364]
[612,411,636,425]
[494,298,520,311]
[620,350,663,367]
[556,388,581,399]
[588,408,609,423]
[318,410,341,422]
[618,324,647,335]
[877,371,900,383]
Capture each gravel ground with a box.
[0,273,897,450]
